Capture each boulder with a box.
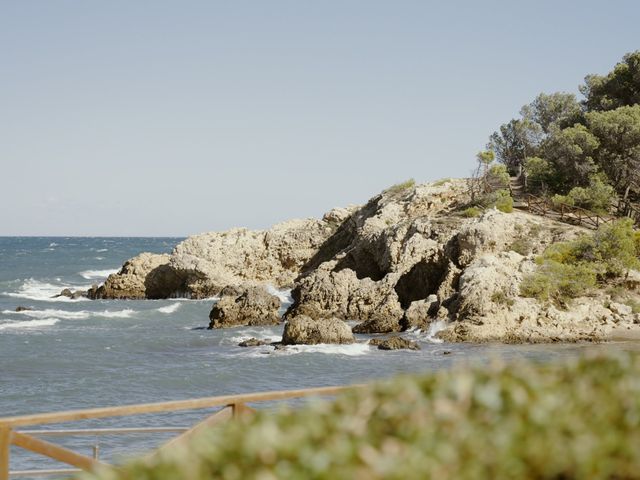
[402,295,438,330]
[15,306,32,312]
[208,286,281,329]
[282,316,355,345]
[369,337,421,351]
[88,253,180,299]
[288,269,405,333]
[238,338,270,347]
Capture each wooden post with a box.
[0,427,11,480]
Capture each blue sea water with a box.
[0,237,632,474]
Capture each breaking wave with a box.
[157,303,182,314]
[0,318,59,331]
[78,269,119,280]
[3,279,91,302]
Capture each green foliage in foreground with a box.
[520,219,640,302]
[84,353,640,480]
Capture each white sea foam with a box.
[402,321,447,344]
[96,249,108,252]
[79,269,119,280]
[5,308,137,320]
[425,320,447,343]
[265,285,293,306]
[48,242,58,247]
[95,309,136,319]
[157,303,181,314]
[260,342,372,357]
[3,279,91,302]
[5,309,91,320]
[0,318,59,331]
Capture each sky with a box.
[1,1,638,236]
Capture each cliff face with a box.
[92,179,640,342]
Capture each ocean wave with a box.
[95,309,136,319]
[265,285,293,306]
[5,309,90,320]
[5,308,137,320]
[234,341,372,358]
[3,279,92,302]
[78,268,119,280]
[275,343,372,356]
[96,248,109,252]
[0,318,59,331]
[157,303,181,314]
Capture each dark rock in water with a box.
[282,316,355,345]
[442,350,452,355]
[208,286,281,329]
[15,306,33,312]
[238,338,269,347]
[54,288,86,299]
[55,288,74,298]
[369,337,421,351]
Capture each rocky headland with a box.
[88,178,640,344]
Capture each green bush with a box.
[551,175,616,215]
[487,164,510,188]
[520,261,598,302]
[385,179,416,195]
[84,353,640,480]
[462,206,482,218]
[521,219,639,302]
[478,189,513,213]
[524,156,558,191]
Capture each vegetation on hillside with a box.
[489,50,640,212]
[520,219,640,303]
[84,353,640,480]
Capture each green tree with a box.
[521,92,584,133]
[489,118,542,174]
[586,105,640,200]
[581,50,640,111]
[539,124,600,189]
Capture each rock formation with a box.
[281,316,355,345]
[91,210,356,300]
[208,286,281,329]
[369,337,421,350]
[88,177,640,343]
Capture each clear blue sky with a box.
[1,1,638,236]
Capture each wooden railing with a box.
[0,385,357,479]
[525,194,616,230]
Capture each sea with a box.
[0,236,633,475]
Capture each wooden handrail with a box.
[1,384,361,478]
[0,385,356,428]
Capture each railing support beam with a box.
[0,427,11,480]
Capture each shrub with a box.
[491,290,515,306]
[479,189,513,213]
[508,237,533,256]
[552,175,616,215]
[385,179,416,195]
[520,261,598,302]
[520,219,639,302]
[487,164,510,188]
[432,178,451,186]
[462,206,482,218]
[83,354,640,480]
[524,156,557,191]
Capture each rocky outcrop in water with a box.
[369,337,421,350]
[208,286,281,329]
[90,177,640,343]
[281,316,355,345]
[92,210,355,300]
